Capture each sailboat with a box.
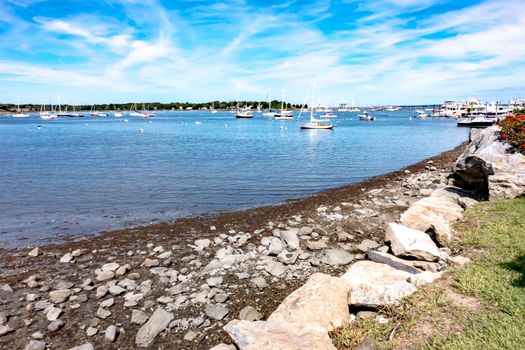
[12,98,30,117]
[299,81,334,130]
[40,100,57,120]
[235,84,253,119]
[262,88,274,117]
[211,101,218,114]
[274,89,293,120]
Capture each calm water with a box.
[0,110,468,247]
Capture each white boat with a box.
[320,111,337,118]
[457,116,496,128]
[12,98,30,117]
[211,101,218,113]
[299,81,334,130]
[40,101,57,119]
[415,110,429,119]
[235,84,254,119]
[358,111,375,121]
[274,89,293,119]
[114,112,123,117]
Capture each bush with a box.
[499,115,525,155]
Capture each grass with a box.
[331,197,525,349]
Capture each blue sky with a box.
[0,0,524,105]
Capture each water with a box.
[0,110,468,247]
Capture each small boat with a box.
[299,81,334,130]
[12,98,30,117]
[358,111,375,121]
[274,89,293,119]
[114,112,123,117]
[235,110,254,119]
[415,110,429,119]
[457,116,496,128]
[320,111,337,118]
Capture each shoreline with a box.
[0,142,467,350]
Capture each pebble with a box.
[60,253,73,263]
[45,306,63,321]
[239,306,263,321]
[0,325,14,336]
[24,340,46,350]
[49,289,72,303]
[28,247,42,257]
[102,262,120,271]
[184,330,197,341]
[105,325,117,342]
[86,327,98,337]
[47,319,64,332]
[205,304,229,320]
[144,258,159,268]
[31,332,44,340]
[131,310,149,325]
[0,312,6,325]
[100,298,114,308]
[96,270,115,282]
[68,343,95,350]
[206,276,223,287]
[96,308,112,319]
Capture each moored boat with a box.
[358,111,375,121]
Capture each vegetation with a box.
[332,197,525,349]
[0,100,304,113]
[499,114,525,155]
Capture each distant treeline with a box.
[0,101,304,112]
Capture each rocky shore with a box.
[1,139,492,350]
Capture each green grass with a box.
[331,198,525,349]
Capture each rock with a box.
[239,306,263,321]
[96,308,111,319]
[207,276,223,287]
[100,298,114,308]
[0,325,14,336]
[68,344,95,350]
[268,238,283,255]
[321,249,354,266]
[45,306,63,321]
[355,239,381,253]
[452,124,525,200]
[47,319,64,332]
[28,247,42,257]
[184,330,197,341]
[60,253,73,263]
[209,344,237,350]
[105,325,117,342]
[143,258,159,268]
[86,327,98,337]
[448,255,471,267]
[71,249,85,257]
[277,250,298,265]
[215,294,229,303]
[385,223,441,262]
[135,307,174,347]
[115,265,129,276]
[102,262,120,271]
[306,241,327,251]
[34,300,51,310]
[366,251,423,274]
[49,289,72,303]
[109,285,125,296]
[31,332,44,340]
[355,337,375,350]
[25,340,46,350]
[0,312,6,325]
[96,270,115,282]
[205,304,229,320]
[356,311,378,320]
[194,238,211,251]
[408,271,443,286]
[280,229,300,250]
[265,260,286,277]
[131,309,149,325]
[299,226,313,236]
[250,277,268,289]
[341,261,416,307]
[428,216,454,246]
[269,273,350,331]
[224,320,336,350]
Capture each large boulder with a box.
[385,223,441,262]
[340,261,416,307]
[224,320,336,350]
[268,273,350,331]
[452,125,525,200]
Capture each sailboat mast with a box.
[311,81,316,121]
[281,89,284,113]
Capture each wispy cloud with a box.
[0,0,524,104]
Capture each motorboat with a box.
[457,116,496,128]
[235,110,253,118]
[320,111,337,118]
[415,110,429,119]
[274,110,294,120]
[358,112,375,121]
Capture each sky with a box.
[0,0,524,105]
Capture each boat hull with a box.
[300,123,333,129]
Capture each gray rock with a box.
[298,226,313,236]
[47,320,64,332]
[448,255,471,267]
[194,238,211,251]
[86,327,98,337]
[105,325,117,342]
[207,276,223,287]
[28,247,42,257]
[45,306,63,321]
[96,307,112,319]
[68,344,95,350]
[100,298,114,308]
[96,270,115,282]
[215,293,229,303]
[385,223,441,262]
[34,300,51,310]
[306,241,328,250]
[277,250,298,265]
[321,249,354,266]
[102,262,120,271]
[0,325,14,336]
[143,258,159,268]
[0,312,7,325]
[355,239,381,253]
[60,253,73,263]
[109,285,125,296]
[239,306,263,321]
[268,237,283,255]
[209,344,237,350]
[131,309,149,325]
[31,332,44,340]
[250,277,268,289]
[205,304,229,320]
[366,251,423,274]
[184,330,197,341]
[280,229,300,250]
[49,289,72,303]
[25,340,46,350]
[135,307,174,347]
[265,260,286,277]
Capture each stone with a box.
[60,253,73,263]
[144,258,159,268]
[105,325,117,342]
[280,229,300,250]
[448,255,471,267]
[102,262,120,271]
[268,238,283,256]
[109,285,125,296]
[205,304,229,320]
[355,239,381,253]
[366,251,423,274]
[45,306,63,321]
[47,320,64,332]
[269,273,350,331]
[385,223,441,262]
[194,238,211,251]
[452,124,525,200]
[299,226,313,236]
[239,306,263,321]
[131,309,149,325]
[68,344,95,350]
[224,320,336,350]
[157,296,173,304]
[49,289,72,303]
[135,307,174,347]
[28,247,42,257]
[100,298,114,308]
[96,270,115,282]
[277,250,298,265]
[71,249,85,257]
[0,312,6,325]
[209,344,237,350]
[306,241,328,251]
[25,340,46,350]
[184,330,197,341]
[215,294,229,303]
[115,265,129,276]
[207,276,223,287]
[341,261,416,307]
[34,300,51,310]
[250,277,268,289]
[408,271,443,286]
[97,308,112,319]
[0,325,14,336]
[86,327,98,336]
[265,260,286,277]
[31,332,44,340]
[321,249,354,266]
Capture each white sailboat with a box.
[235,84,253,119]
[12,98,30,117]
[211,101,218,114]
[299,81,334,130]
[274,89,293,120]
[262,88,274,117]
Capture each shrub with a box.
[499,114,525,155]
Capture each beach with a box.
[0,143,466,350]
